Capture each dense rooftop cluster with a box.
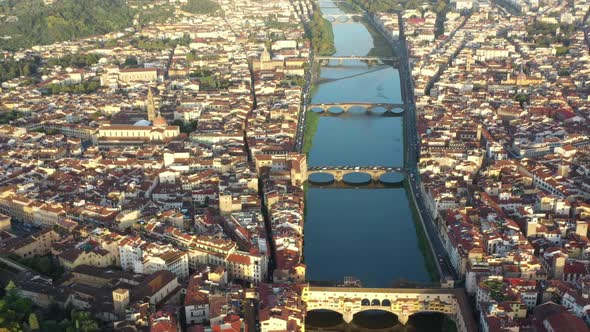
[0,0,313,330]
[1,0,590,330]
[376,0,590,330]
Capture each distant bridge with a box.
[306,166,406,184]
[308,102,406,114]
[323,13,363,23]
[314,55,399,63]
[302,286,476,332]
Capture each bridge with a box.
[323,13,363,23]
[307,166,406,183]
[302,286,476,332]
[308,102,406,114]
[314,55,399,63]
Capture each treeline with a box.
[181,0,222,15]
[0,110,24,124]
[526,22,575,47]
[0,281,100,331]
[136,4,176,25]
[0,57,41,83]
[9,255,64,281]
[265,18,300,30]
[189,68,229,90]
[0,0,134,50]
[307,10,336,56]
[44,80,101,95]
[46,53,101,69]
[131,34,191,51]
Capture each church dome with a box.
[152,114,167,127]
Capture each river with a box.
[303,1,452,330]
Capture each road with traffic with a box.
[396,13,459,282]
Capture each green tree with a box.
[181,0,222,15]
[29,313,40,331]
[307,10,336,56]
[124,56,138,67]
[0,0,134,50]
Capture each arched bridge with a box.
[314,55,399,63]
[302,286,476,332]
[307,166,406,183]
[323,13,363,23]
[309,102,406,114]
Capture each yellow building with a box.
[502,71,544,86]
[9,229,60,259]
[100,67,159,87]
[252,47,285,71]
[254,153,307,186]
[0,213,10,231]
[97,115,180,145]
[58,247,117,270]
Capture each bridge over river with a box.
[309,102,406,114]
[323,13,363,24]
[306,166,406,186]
[314,55,399,62]
[302,286,476,332]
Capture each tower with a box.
[258,46,271,70]
[260,46,271,62]
[146,87,156,122]
[112,288,130,318]
[553,255,565,280]
[466,51,472,72]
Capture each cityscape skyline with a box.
[0,0,589,331]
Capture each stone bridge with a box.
[302,286,476,332]
[309,102,406,114]
[323,13,363,23]
[314,55,399,63]
[306,166,406,183]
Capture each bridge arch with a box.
[347,105,367,114]
[310,106,325,113]
[327,106,345,114]
[307,172,335,185]
[342,172,372,185]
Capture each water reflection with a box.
[306,311,456,332]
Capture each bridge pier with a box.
[342,310,354,324]
[397,312,409,325]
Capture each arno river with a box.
[303,1,453,330]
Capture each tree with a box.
[28,313,39,331]
[4,281,17,295]
[307,10,336,56]
[71,311,99,332]
[89,111,103,121]
[124,56,138,67]
[0,0,134,51]
[181,0,222,15]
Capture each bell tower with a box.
[146,87,156,122]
